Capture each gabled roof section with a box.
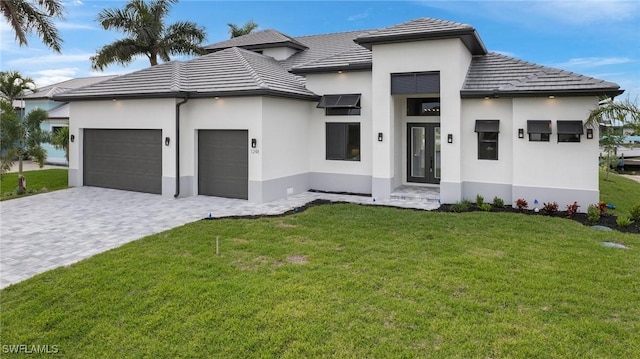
[291,46,372,74]
[354,17,487,55]
[23,75,117,99]
[205,29,308,52]
[53,47,317,101]
[46,103,69,118]
[462,52,623,98]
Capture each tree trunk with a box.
[18,155,26,193]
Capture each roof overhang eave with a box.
[460,88,625,99]
[53,89,319,102]
[290,63,372,74]
[354,29,487,55]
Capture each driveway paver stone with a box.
[1,186,439,288]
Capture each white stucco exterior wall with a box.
[68,98,176,194]
[370,38,472,201]
[304,71,373,193]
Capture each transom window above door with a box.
[407,98,440,116]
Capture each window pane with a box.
[434,127,441,178]
[478,132,498,160]
[558,134,581,143]
[407,98,440,116]
[346,124,360,160]
[326,123,346,160]
[326,107,361,116]
[479,132,498,141]
[529,133,550,142]
[410,127,426,177]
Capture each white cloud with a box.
[554,57,634,69]
[348,9,372,21]
[8,53,94,66]
[55,22,97,30]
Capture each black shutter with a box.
[391,72,440,94]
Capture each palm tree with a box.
[91,0,207,70]
[228,20,258,38]
[0,0,64,52]
[1,100,50,192]
[0,71,36,103]
[51,125,69,163]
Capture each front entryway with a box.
[407,123,440,184]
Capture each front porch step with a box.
[390,186,440,203]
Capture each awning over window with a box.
[391,72,440,95]
[475,120,500,133]
[317,94,361,108]
[527,120,552,134]
[557,120,584,135]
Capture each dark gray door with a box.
[83,129,162,194]
[198,130,248,199]
[407,123,441,184]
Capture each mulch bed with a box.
[436,204,640,234]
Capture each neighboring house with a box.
[23,76,117,164]
[54,18,622,210]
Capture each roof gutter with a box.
[174,96,189,198]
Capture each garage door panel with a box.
[198,130,248,199]
[84,129,162,194]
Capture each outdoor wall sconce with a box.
[165,137,170,146]
[70,134,75,142]
[518,128,524,138]
[378,132,383,142]
[587,128,593,139]
[447,134,453,144]
[251,138,257,148]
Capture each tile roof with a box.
[461,52,622,97]
[291,46,372,74]
[354,18,486,55]
[205,29,308,52]
[54,48,317,100]
[24,76,117,99]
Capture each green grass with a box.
[600,169,640,216]
[0,169,68,200]
[2,204,639,358]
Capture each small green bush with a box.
[476,194,484,206]
[480,203,491,212]
[616,216,633,227]
[587,204,600,223]
[492,196,504,208]
[451,199,472,213]
[629,204,640,220]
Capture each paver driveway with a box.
[1,187,439,288]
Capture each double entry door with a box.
[407,123,441,184]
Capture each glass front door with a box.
[407,123,440,184]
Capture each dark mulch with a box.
[437,204,640,234]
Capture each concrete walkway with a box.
[5,160,66,173]
[0,187,439,288]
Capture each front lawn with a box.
[1,204,638,357]
[600,169,640,216]
[0,169,68,200]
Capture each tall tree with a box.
[91,0,207,70]
[51,125,69,163]
[0,100,50,193]
[0,71,36,103]
[228,20,258,38]
[0,0,64,52]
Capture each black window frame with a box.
[475,120,500,161]
[326,122,361,161]
[407,98,440,116]
[527,120,552,142]
[557,120,583,143]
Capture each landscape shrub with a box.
[587,204,601,223]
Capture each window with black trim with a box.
[527,120,551,142]
[475,120,499,160]
[317,94,361,116]
[557,120,583,143]
[407,98,440,116]
[326,123,360,161]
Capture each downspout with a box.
[174,96,189,198]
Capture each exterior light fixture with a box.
[251,138,257,148]
[518,128,524,138]
[447,134,453,144]
[214,96,220,100]
[378,132,383,142]
[70,134,75,142]
[165,137,170,146]
[484,96,490,100]
[548,95,555,99]
[587,128,593,139]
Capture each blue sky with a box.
[1,0,639,99]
